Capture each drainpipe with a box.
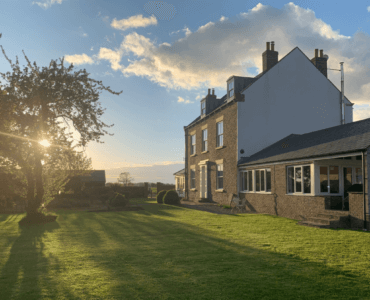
[184,128,188,200]
[362,151,367,230]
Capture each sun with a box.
[39,139,51,147]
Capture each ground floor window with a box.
[240,170,253,192]
[319,166,339,194]
[287,165,311,194]
[217,164,223,189]
[190,169,195,189]
[240,169,270,192]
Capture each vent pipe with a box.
[340,62,345,124]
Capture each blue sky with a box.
[2,0,370,183]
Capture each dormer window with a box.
[228,81,234,98]
[201,100,206,116]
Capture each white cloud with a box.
[64,53,94,65]
[32,0,63,9]
[67,2,370,109]
[220,16,228,22]
[177,96,193,104]
[111,14,157,31]
[353,105,370,121]
[367,6,370,12]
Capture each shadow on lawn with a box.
[0,220,76,299]
[55,206,370,299]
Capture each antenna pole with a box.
[340,62,345,125]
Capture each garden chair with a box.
[230,196,247,214]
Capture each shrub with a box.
[156,190,167,204]
[109,193,129,207]
[163,190,180,205]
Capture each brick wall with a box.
[185,101,237,204]
[239,161,337,221]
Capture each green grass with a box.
[1,200,370,299]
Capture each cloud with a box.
[64,53,94,65]
[32,0,63,9]
[144,1,177,21]
[220,16,228,22]
[367,6,370,12]
[177,96,194,104]
[111,14,157,31]
[353,104,370,121]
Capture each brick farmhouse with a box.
[181,42,370,229]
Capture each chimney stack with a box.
[208,88,211,95]
[262,41,279,72]
[311,48,327,77]
[212,88,215,96]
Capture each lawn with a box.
[1,200,370,299]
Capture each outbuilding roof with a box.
[238,118,370,167]
[173,168,185,176]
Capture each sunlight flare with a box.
[39,139,51,147]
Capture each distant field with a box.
[1,200,370,299]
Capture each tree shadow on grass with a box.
[60,209,370,299]
[0,220,76,299]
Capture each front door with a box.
[200,165,207,198]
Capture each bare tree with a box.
[118,172,134,186]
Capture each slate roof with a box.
[185,94,227,128]
[173,168,185,176]
[238,118,370,167]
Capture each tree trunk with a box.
[25,168,36,214]
[34,149,44,210]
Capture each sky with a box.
[1,0,370,183]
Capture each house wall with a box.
[239,157,369,224]
[237,48,353,161]
[175,175,185,190]
[186,102,237,204]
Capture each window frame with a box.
[190,169,196,189]
[286,164,312,195]
[216,121,223,148]
[201,100,206,116]
[216,164,223,190]
[239,169,270,193]
[191,134,196,155]
[228,81,234,98]
[202,129,208,152]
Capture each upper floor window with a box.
[190,169,196,189]
[191,134,196,155]
[216,121,223,147]
[202,129,208,152]
[287,165,311,194]
[228,81,234,98]
[201,100,206,116]
[217,164,223,189]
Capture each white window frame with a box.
[216,164,223,190]
[318,165,341,195]
[191,134,196,155]
[287,164,312,195]
[216,121,223,147]
[202,129,208,152]
[201,100,206,116]
[228,81,234,98]
[190,169,196,189]
[240,169,271,193]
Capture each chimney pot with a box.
[212,88,215,96]
[315,49,318,58]
[208,88,211,95]
[266,42,270,51]
[320,49,323,57]
[271,41,275,51]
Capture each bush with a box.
[156,190,167,204]
[109,193,129,207]
[163,190,180,205]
